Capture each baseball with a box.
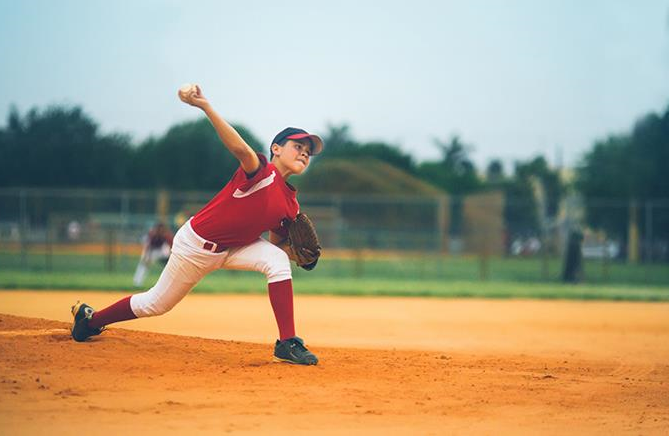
[178,83,197,103]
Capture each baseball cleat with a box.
[273,336,318,365]
[70,301,104,342]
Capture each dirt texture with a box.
[0,291,668,435]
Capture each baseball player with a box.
[70,84,322,365]
[132,221,174,286]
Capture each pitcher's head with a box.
[270,127,323,175]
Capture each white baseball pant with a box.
[129,219,291,317]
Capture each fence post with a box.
[333,194,342,249]
[436,195,448,253]
[19,189,27,269]
[157,190,170,223]
[645,200,653,263]
[106,229,115,272]
[627,199,639,264]
[45,222,52,272]
[121,192,130,270]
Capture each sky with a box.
[1,0,668,170]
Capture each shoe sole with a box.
[272,356,318,365]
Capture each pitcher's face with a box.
[273,139,312,175]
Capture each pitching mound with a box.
[1,313,668,435]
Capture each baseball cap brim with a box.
[285,133,324,156]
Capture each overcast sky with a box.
[1,0,668,170]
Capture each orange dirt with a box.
[0,291,668,435]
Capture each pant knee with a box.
[262,250,292,283]
[130,290,179,317]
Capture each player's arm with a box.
[179,85,260,175]
[269,230,298,262]
[269,230,287,246]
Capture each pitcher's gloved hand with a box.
[283,213,321,271]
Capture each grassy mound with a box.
[295,158,443,195]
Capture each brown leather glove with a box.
[284,213,321,271]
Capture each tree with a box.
[486,159,505,183]
[0,104,267,190]
[492,156,564,252]
[320,123,355,155]
[576,105,669,248]
[0,105,132,188]
[503,164,541,240]
[416,135,480,195]
[515,156,564,219]
[132,117,264,190]
[414,136,482,236]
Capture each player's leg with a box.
[132,251,151,286]
[71,221,223,341]
[223,239,318,365]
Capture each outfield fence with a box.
[0,188,668,286]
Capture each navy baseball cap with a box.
[271,127,323,156]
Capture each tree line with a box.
[0,105,264,190]
[1,102,667,251]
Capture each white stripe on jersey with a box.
[232,171,276,198]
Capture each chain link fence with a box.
[1,188,667,285]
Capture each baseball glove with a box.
[284,213,321,271]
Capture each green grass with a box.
[1,252,668,302]
[0,271,667,301]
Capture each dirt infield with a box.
[0,291,668,434]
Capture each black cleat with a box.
[71,301,103,342]
[273,336,318,365]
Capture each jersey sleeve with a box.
[240,153,268,180]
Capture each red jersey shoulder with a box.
[230,154,281,198]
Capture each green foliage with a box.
[502,176,540,238]
[576,135,631,238]
[514,156,564,218]
[516,156,565,218]
[416,136,481,195]
[0,105,133,187]
[486,159,505,183]
[0,105,264,190]
[482,156,565,242]
[130,118,266,190]
[133,118,231,189]
[576,105,669,241]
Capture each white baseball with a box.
[178,83,197,103]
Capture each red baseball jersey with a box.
[190,154,298,247]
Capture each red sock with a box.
[88,296,137,329]
[268,279,296,341]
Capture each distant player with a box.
[132,222,174,286]
[70,84,323,365]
